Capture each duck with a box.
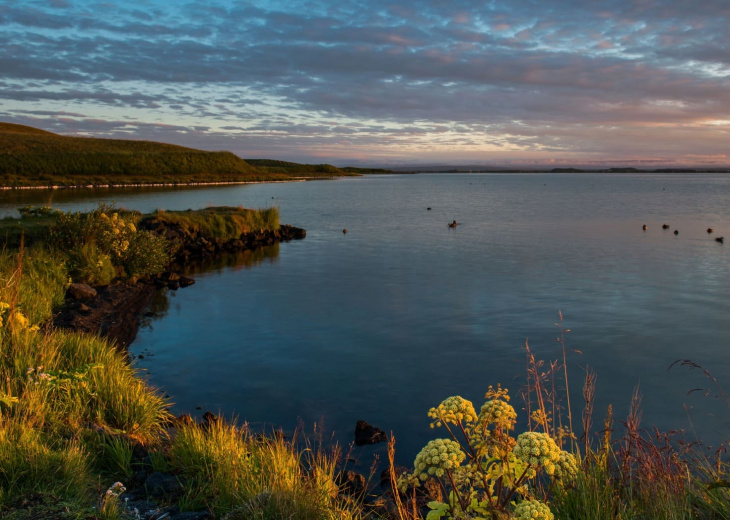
[662,224,669,229]
[642,224,647,230]
[448,220,458,228]
[674,230,679,235]
[716,236,724,243]
[707,228,714,234]
[342,229,348,235]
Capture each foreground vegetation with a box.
[0,123,352,187]
[1,206,729,518]
[0,205,361,518]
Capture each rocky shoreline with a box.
[52,223,306,348]
[48,221,436,519]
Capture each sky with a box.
[1,0,729,167]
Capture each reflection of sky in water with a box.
[5,173,728,464]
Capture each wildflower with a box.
[11,311,29,329]
[514,499,554,520]
[479,399,517,428]
[105,481,126,497]
[128,223,136,233]
[513,432,561,476]
[428,396,477,427]
[553,450,579,481]
[413,438,465,481]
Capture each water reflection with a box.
[173,243,280,276]
[141,243,280,329]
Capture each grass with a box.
[169,419,355,519]
[145,205,280,239]
[0,122,357,186]
[0,245,171,515]
[245,158,356,178]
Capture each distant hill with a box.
[0,122,272,186]
[245,159,356,177]
[0,123,354,187]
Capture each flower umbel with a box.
[513,432,561,476]
[413,438,465,481]
[513,499,554,520]
[428,396,477,428]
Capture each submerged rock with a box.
[355,419,387,446]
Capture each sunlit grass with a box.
[170,420,356,519]
[148,206,280,238]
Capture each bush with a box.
[51,205,169,280]
[67,242,115,285]
[122,230,170,278]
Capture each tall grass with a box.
[0,246,171,513]
[169,420,355,519]
[149,206,280,238]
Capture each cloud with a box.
[0,0,729,164]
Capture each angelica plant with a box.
[400,386,577,520]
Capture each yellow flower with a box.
[514,500,553,520]
[11,311,29,329]
[428,396,477,427]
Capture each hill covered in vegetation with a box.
[244,158,356,177]
[0,123,353,187]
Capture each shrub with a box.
[122,230,169,277]
[51,205,169,280]
[67,242,115,285]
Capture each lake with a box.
[3,173,729,465]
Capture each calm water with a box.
[3,174,729,464]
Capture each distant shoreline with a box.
[0,177,319,191]
[389,168,730,174]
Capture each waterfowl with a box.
[427,207,432,210]
[674,230,679,235]
[448,220,458,228]
[716,236,724,243]
[642,224,647,230]
[707,228,714,234]
[662,224,669,229]
[342,229,348,234]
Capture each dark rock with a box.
[78,303,91,313]
[336,470,367,497]
[179,276,195,288]
[67,283,97,300]
[133,469,147,486]
[202,410,221,429]
[54,282,157,349]
[355,419,387,446]
[145,472,183,498]
[175,414,195,426]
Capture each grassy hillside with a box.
[245,158,357,177]
[0,123,282,187]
